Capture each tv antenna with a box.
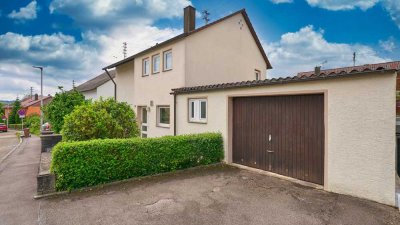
[202,10,210,25]
[353,52,356,66]
[122,42,127,59]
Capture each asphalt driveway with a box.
[0,134,399,225]
[39,165,400,225]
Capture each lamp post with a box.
[32,66,43,131]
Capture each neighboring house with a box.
[76,70,116,100]
[171,62,399,207]
[103,6,272,138]
[4,94,53,119]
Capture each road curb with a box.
[0,133,23,165]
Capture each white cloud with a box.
[379,37,396,52]
[270,0,293,4]
[8,1,38,20]
[382,0,400,29]
[305,0,379,11]
[264,25,391,77]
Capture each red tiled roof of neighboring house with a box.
[297,61,400,77]
[23,96,52,107]
[171,62,399,94]
[103,9,272,70]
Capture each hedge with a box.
[8,124,22,130]
[51,133,224,191]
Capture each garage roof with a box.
[171,65,399,94]
[76,70,116,92]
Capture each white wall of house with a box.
[115,12,268,138]
[185,13,267,86]
[81,80,115,101]
[175,71,397,206]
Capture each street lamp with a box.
[32,66,43,132]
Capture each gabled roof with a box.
[23,96,52,107]
[171,62,399,94]
[297,61,400,77]
[103,9,272,70]
[76,70,116,92]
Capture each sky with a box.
[0,0,399,100]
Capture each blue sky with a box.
[0,0,399,100]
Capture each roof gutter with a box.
[103,68,117,101]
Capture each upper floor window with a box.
[163,50,172,71]
[143,58,150,76]
[255,70,261,80]
[152,54,160,74]
[189,99,207,123]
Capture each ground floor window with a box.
[189,99,207,123]
[157,106,170,127]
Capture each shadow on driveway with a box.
[38,165,400,225]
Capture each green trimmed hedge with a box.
[8,124,22,130]
[51,133,223,191]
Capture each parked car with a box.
[0,123,7,132]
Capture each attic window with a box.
[163,50,172,71]
[255,70,261,80]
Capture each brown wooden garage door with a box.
[232,94,324,185]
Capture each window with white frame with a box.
[255,70,261,80]
[163,50,172,71]
[157,106,170,127]
[152,54,160,74]
[189,99,207,123]
[143,58,150,76]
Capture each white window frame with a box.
[157,106,170,128]
[141,107,148,138]
[255,70,261,80]
[188,99,207,123]
[152,54,160,74]
[163,50,172,71]
[143,58,150,76]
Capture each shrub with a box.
[8,124,22,130]
[44,88,86,133]
[51,133,223,191]
[61,98,139,141]
[25,114,40,135]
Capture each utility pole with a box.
[202,10,210,25]
[123,42,127,59]
[32,66,44,132]
[353,52,356,66]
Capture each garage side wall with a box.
[175,72,396,206]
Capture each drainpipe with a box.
[173,93,177,136]
[103,68,117,101]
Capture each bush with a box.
[44,88,86,133]
[51,133,223,191]
[25,114,40,135]
[8,124,22,130]
[62,98,139,141]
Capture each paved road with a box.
[0,130,19,160]
[0,135,399,225]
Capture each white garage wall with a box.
[175,71,397,206]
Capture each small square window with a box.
[163,50,172,71]
[189,99,207,123]
[152,54,160,74]
[157,106,170,127]
[143,58,150,76]
[255,70,261,80]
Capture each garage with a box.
[232,94,324,185]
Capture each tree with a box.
[8,98,21,124]
[0,102,4,120]
[62,98,139,141]
[25,114,40,135]
[44,88,86,133]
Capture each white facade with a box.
[175,71,397,206]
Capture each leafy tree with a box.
[9,98,21,124]
[25,114,40,135]
[44,88,86,133]
[0,102,4,120]
[62,98,139,141]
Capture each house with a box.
[172,62,399,207]
[75,70,116,100]
[4,94,53,119]
[103,6,272,138]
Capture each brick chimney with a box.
[34,93,38,101]
[184,6,196,33]
[314,66,321,76]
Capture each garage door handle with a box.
[267,150,274,153]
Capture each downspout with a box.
[173,93,177,136]
[103,68,117,101]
